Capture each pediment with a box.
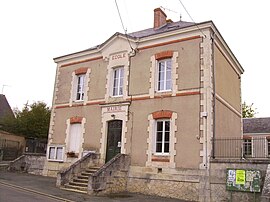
[100,33,137,59]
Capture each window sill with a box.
[154,91,172,98]
[111,95,123,98]
[47,159,64,162]
[152,155,170,162]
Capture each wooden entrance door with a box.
[105,120,122,162]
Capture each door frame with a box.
[100,103,129,163]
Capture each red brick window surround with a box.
[75,67,88,75]
[152,110,173,119]
[155,50,173,60]
[70,116,83,124]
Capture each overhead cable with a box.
[178,0,206,37]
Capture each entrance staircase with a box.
[62,166,101,193]
[57,153,130,195]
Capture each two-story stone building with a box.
[43,8,244,201]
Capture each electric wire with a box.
[114,0,135,52]
[178,0,206,37]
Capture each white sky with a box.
[0,0,269,117]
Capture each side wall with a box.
[214,44,242,138]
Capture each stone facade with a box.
[45,8,245,201]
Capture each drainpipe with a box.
[211,32,216,159]
[127,46,137,156]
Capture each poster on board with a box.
[226,169,261,192]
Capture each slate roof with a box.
[128,20,195,38]
[56,20,198,59]
[0,94,14,119]
[243,118,270,134]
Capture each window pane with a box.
[156,132,163,141]
[156,143,162,152]
[166,60,172,70]
[119,87,123,95]
[56,147,63,160]
[268,140,270,156]
[157,121,163,131]
[166,81,171,90]
[120,68,124,77]
[159,62,165,72]
[164,143,169,153]
[159,69,165,81]
[165,121,170,131]
[49,147,55,159]
[165,132,170,141]
[76,93,81,100]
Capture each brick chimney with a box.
[154,8,167,29]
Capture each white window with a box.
[157,59,172,92]
[112,67,124,96]
[243,139,252,156]
[48,146,64,161]
[267,139,270,156]
[68,123,82,153]
[155,120,170,154]
[76,74,85,101]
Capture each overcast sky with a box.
[0,0,269,117]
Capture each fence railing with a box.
[212,137,270,159]
[0,139,21,161]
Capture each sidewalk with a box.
[0,170,189,202]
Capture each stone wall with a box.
[9,153,46,175]
[88,154,130,194]
[209,160,269,202]
[124,161,270,201]
[126,166,203,201]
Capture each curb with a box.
[0,180,74,202]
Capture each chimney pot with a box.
[154,8,167,29]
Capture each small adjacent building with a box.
[0,94,25,160]
[0,94,14,122]
[243,117,270,158]
[44,8,244,201]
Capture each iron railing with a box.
[0,139,21,161]
[212,137,270,159]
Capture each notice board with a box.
[226,169,261,192]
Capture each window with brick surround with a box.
[155,120,170,155]
[112,67,124,96]
[157,59,172,92]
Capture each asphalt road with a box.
[0,183,63,202]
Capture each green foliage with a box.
[242,102,257,118]
[0,101,51,138]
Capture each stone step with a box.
[77,175,89,180]
[81,172,92,177]
[85,168,99,173]
[64,184,88,191]
[0,164,9,171]
[69,181,88,187]
[73,178,88,183]
[60,187,87,194]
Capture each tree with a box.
[242,101,257,118]
[0,101,51,139]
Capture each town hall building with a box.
[43,8,244,201]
